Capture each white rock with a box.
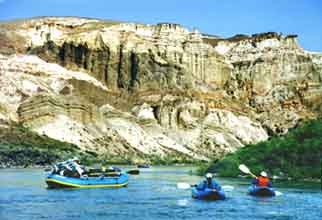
[132,103,156,121]
[204,109,268,145]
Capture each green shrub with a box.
[209,119,322,180]
[196,161,213,176]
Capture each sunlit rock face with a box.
[0,17,321,162]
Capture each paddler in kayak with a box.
[252,171,272,187]
[196,173,222,192]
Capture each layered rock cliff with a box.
[0,17,321,163]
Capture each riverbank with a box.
[0,124,200,168]
[0,124,204,168]
[203,119,322,181]
[0,124,99,168]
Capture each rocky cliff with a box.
[0,17,321,164]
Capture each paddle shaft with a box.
[177,182,234,192]
[248,172,257,179]
[87,169,139,175]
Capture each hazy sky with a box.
[0,0,321,51]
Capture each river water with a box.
[0,166,321,220]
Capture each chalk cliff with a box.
[0,17,321,163]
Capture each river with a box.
[0,166,321,220]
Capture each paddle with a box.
[44,167,52,172]
[238,164,257,178]
[177,182,234,192]
[238,164,283,196]
[126,169,140,175]
[275,191,283,196]
[87,168,140,175]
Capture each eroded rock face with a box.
[14,19,231,93]
[0,17,321,163]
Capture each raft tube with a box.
[46,173,128,189]
[248,186,276,197]
[191,187,226,200]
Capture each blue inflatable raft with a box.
[248,186,276,197]
[191,187,226,200]
[46,173,129,189]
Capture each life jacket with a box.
[257,176,270,187]
[207,180,212,188]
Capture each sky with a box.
[0,0,321,52]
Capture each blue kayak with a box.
[248,186,276,197]
[46,173,128,189]
[191,187,226,200]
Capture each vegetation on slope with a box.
[0,124,98,168]
[206,119,322,180]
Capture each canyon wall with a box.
[0,17,321,163]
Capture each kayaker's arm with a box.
[251,178,259,185]
[196,181,206,190]
[267,181,272,187]
[211,180,221,192]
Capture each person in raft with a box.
[252,171,272,188]
[71,157,85,177]
[196,173,222,192]
[53,157,85,178]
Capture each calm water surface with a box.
[0,166,321,220]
